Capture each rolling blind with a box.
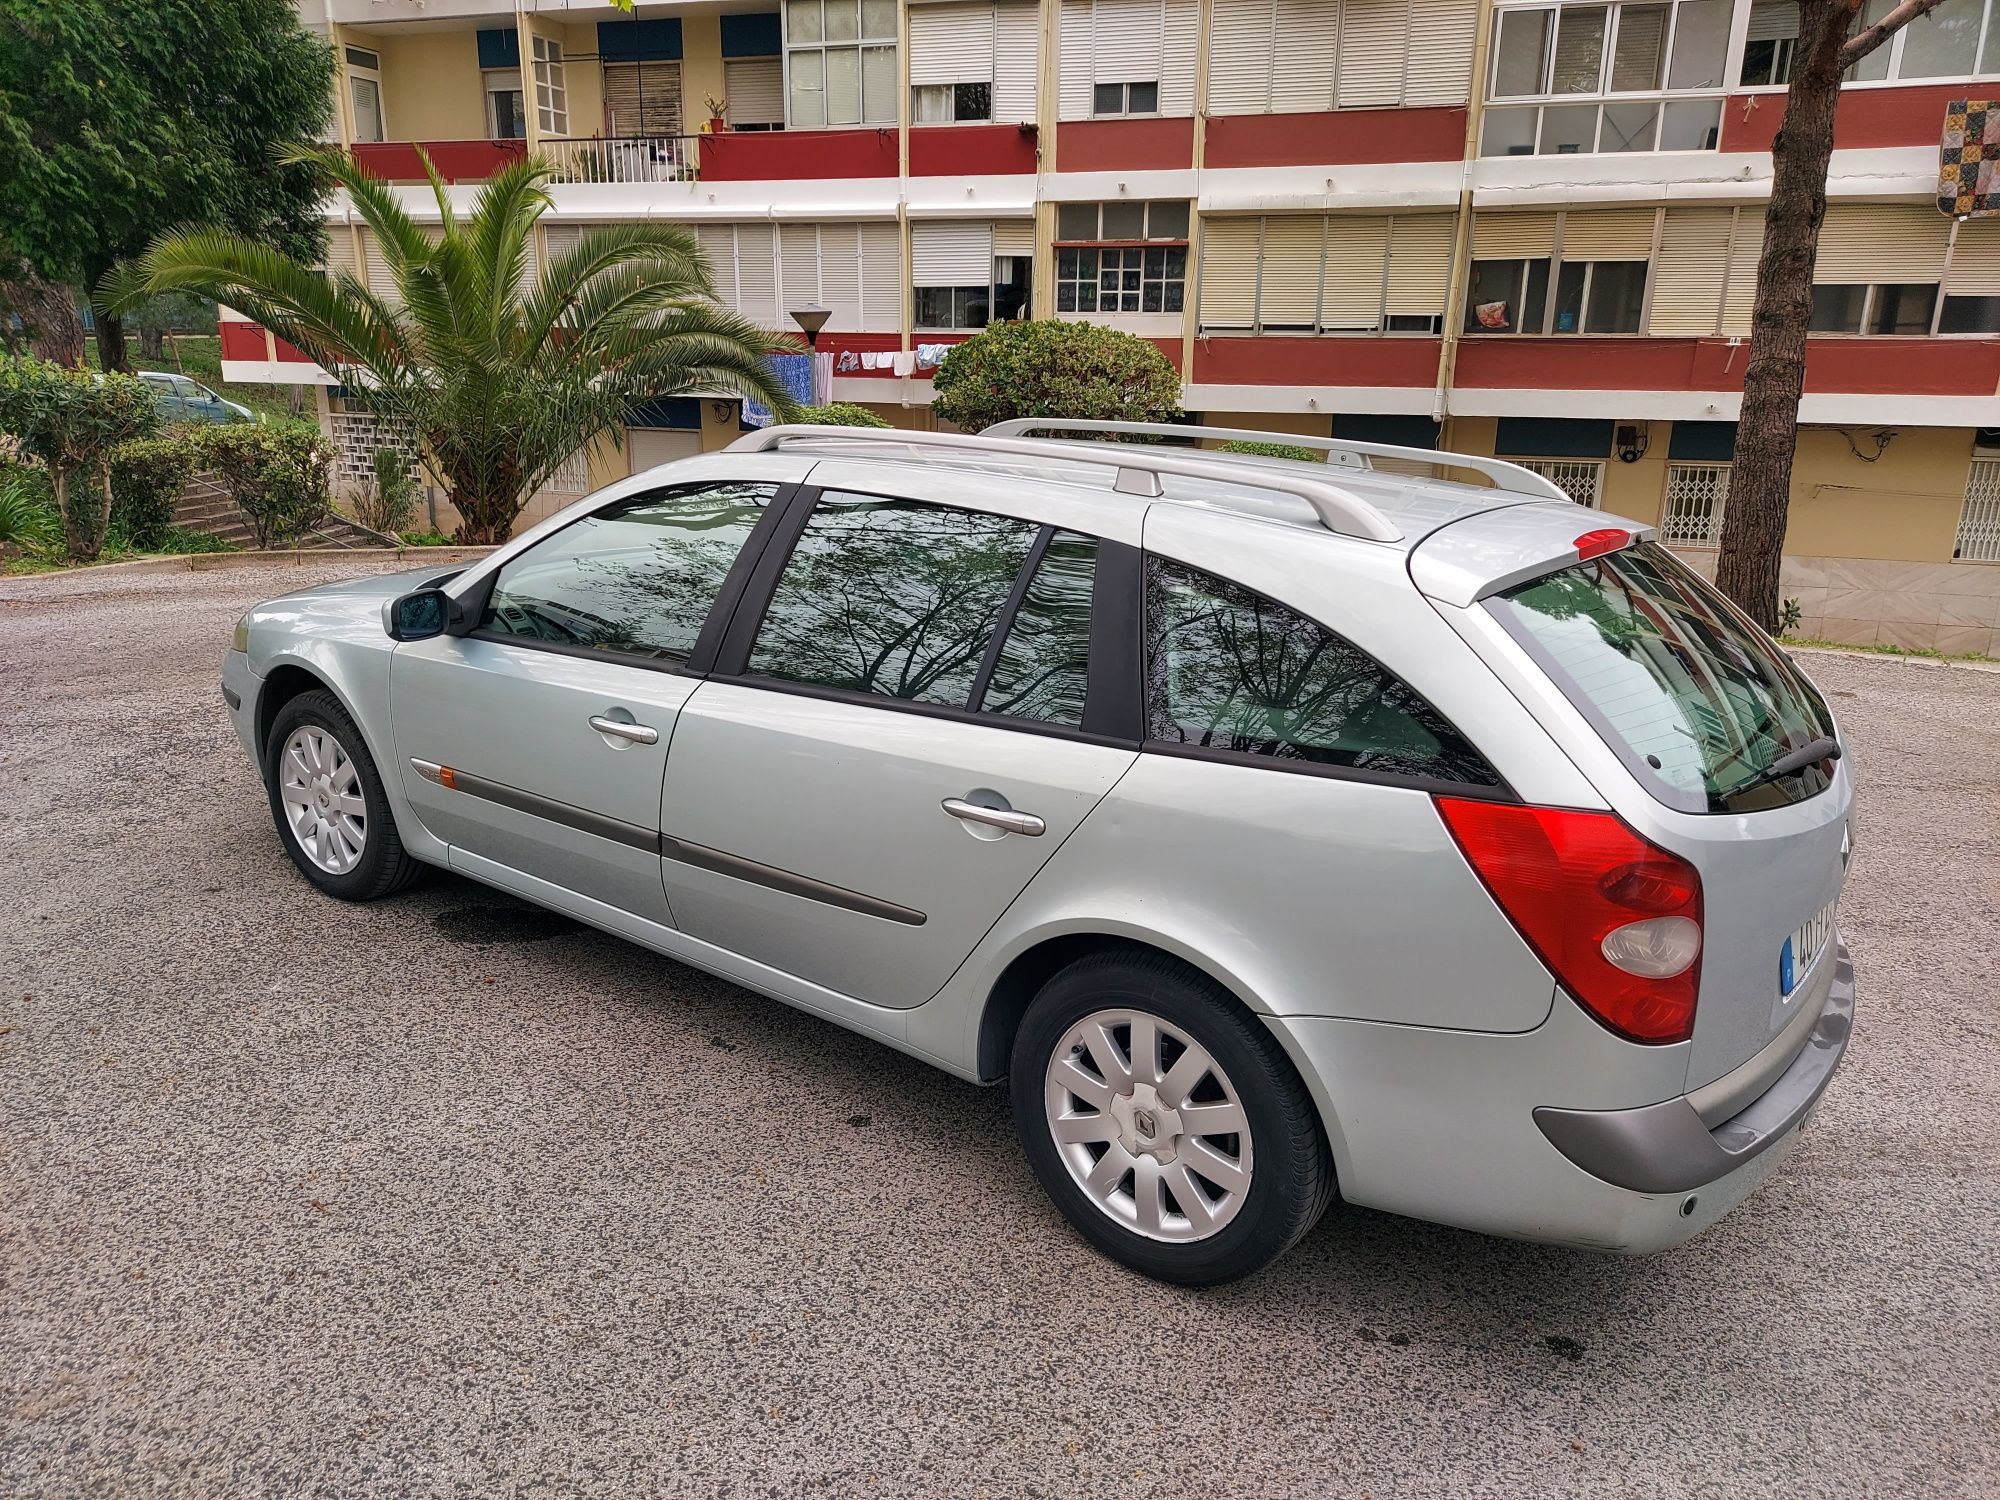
[323,228,359,281]
[1384,214,1456,316]
[725,58,784,126]
[1949,217,2000,294]
[1559,208,1657,262]
[1057,0,1094,117]
[542,224,583,262]
[1207,0,1275,114]
[858,221,904,325]
[1815,203,1951,284]
[1336,0,1407,109]
[780,223,822,314]
[697,223,738,308]
[1271,0,1340,112]
[1160,0,1198,114]
[1320,216,1389,328]
[1403,0,1477,105]
[992,1,1039,120]
[602,60,682,135]
[817,224,863,330]
[1472,211,1559,260]
[1198,218,1261,328]
[1258,215,1324,328]
[992,220,1035,257]
[1093,0,1162,84]
[1720,208,1765,334]
[910,2,994,85]
[1747,0,1799,41]
[1646,206,1733,335]
[734,222,779,325]
[913,220,994,285]
[360,228,396,297]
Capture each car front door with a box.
[659,487,1141,1008]
[389,478,788,925]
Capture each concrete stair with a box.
[173,475,397,551]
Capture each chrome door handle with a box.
[589,715,659,745]
[942,798,1045,837]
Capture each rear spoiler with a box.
[1410,506,1657,607]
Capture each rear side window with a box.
[981,530,1097,728]
[1490,541,1836,814]
[480,481,779,665]
[1144,557,1499,786]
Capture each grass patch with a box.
[1781,635,1994,665]
[3,525,239,576]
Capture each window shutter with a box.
[1747,0,1798,41]
[1258,215,1325,328]
[1336,0,1409,109]
[910,2,995,85]
[725,58,784,125]
[992,220,1035,257]
[819,224,864,330]
[1647,207,1733,335]
[360,228,397,297]
[1815,203,1951,284]
[1270,0,1339,112]
[323,228,359,281]
[1207,0,1275,114]
[602,60,682,134]
[1092,0,1162,85]
[1720,208,1765,334]
[735,222,779,325]
[780,223,822,311]
[542,223,583,262]
[1320,216,1390,328]
[1160,0,1198,114]
[698,223,739,309]
[519,225,540,295]
[1472,211,1558,259]
[1403,0,1477,106]
[1057,0,1094,118]
[1559,208,1656,262]
[913,220,994,285]
[1949,217,2000,294]
[992,1,1040,120]
[859,221,904,325]
[1384,214,1455,316]
[1198,218,1261,329]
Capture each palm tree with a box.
[108,149,799,542]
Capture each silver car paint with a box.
[220,448,1853,1255]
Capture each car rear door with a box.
[389,477,790,925]
[658,479,1142,1008]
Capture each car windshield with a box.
[1490,541,1836,815]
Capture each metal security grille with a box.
[1521,459,1605,508]
[1957,458,2000,562]
[1662,462,1730,548]
[546,448,589,493]
[328,411,420,493]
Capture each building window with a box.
[1555,259,1648,332]
[1520,459,1606,506]
[1468,254,1649,334]
[603,60,683,135]
[1942,294,2000,333]
[485,70,527,139]
[915,257,1031,330]
[724,57,785,129]
[1957,456,2000,561]
[1482,0,1729,156]
[1467,258,1550,332]
[1093,79,1159,116]
[1054,201,1189,314]
[1661,461,1729,547]
[913,82,992,122]
[1810,282,1940,335]
[532,35,570,136]
[785,0,898,128]
[1739,0,1799,84]
[345,46,385,144]
[1198,213,1457,334]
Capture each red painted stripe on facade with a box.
[1719,81,1973,153]
[349,140,527,183]
[1452,335,2000,396]
[1054,117,1196,172]
[218,321,270,361]
[272,336,315,364]
[1192,336,1443,387]
[1204,107,1469,168]
[699,127,900,181]
[909,123,1040,176]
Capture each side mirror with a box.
[384,588,454,641]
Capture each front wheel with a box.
[263,689,422,901]
[1011,951,1335,1286]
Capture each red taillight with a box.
[1573,527,1632,560]
[1435,798,1703,1045]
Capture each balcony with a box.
[350,139,528,184]
[544,135,700,184]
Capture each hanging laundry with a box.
[891,350,916,377]
[915,343,951,370]
[835,350,860,373]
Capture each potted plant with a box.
[705,94,728,134]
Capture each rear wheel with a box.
[263,689,422,901]
[1011,951,1334,1285]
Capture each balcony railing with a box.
[543,135,700,185]
[350,139,528,183]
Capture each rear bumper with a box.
[1533,943,1854,1194]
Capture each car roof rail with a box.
[726,424,1405,543]
[982,418,1572,504]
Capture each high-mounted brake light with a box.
[1435,799,1703,1045]
[1573,527,1632,561]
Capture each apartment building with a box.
[234,0,2000,651]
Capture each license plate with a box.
[1774,898,1836,1024]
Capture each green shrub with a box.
[795,402,891,429]
[351,445,419,536]
[0,358,159,560]
[109,432,202,549]
[397,528,456,547]
[1218,440,1324,463]
[0,465,59,554]
[930,321,1182,434]
[202,424,334,549]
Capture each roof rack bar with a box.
[727,424,1404,542]
[981,418,1572,504]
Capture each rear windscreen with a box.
[1490,542,1836,815]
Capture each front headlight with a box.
[231,614,251,653]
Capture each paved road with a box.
[3,561,1996,1500]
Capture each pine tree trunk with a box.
[1714,0,1850,631]
[2,272,87,368]
[139,325,166,360]
[95,310,131,374]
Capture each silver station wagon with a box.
[222,422,1854,1285]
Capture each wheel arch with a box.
[255,660,340,763]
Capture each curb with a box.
[4,545,497,581]
[1785,642,2000,675]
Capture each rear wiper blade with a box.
[1737,735,1841,792]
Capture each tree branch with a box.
[1839,0,1948,70]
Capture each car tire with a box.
[263,688,423,902]
[1011,950,1335,1286]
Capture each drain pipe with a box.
[1433,0,1497,441]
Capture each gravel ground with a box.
[2,561,1997,1500]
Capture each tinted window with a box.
[980,530,1096,727]
[748,492,1040,706]
[480,481,778,664]
[1491,541,1836,814]
[1145,557,1498,785]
